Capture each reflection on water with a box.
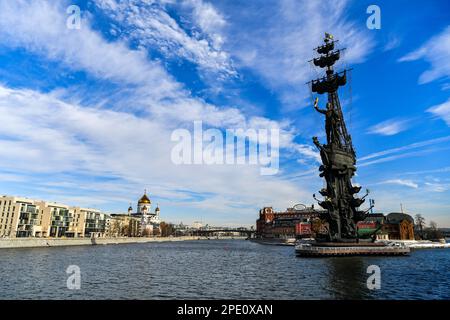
[325,258,369,299]
[0,240,449,299]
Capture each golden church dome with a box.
[138,192,151,204]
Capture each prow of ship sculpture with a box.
[295,33,409,256]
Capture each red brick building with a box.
[256,206,322,238]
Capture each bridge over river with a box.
[191,229,256,237]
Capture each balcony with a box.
[19,213,30,220]
[26,206,37,214]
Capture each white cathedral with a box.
[128,190,161,236]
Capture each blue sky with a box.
[0,0,449,227]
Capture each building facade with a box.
[128,191,161,236]
[105,191,161,237]
[255,205,417,241]
[107,215,141,237]
[356,212,415,240]
[382,212,415,240]
[1,196,40,237]
[1,191,162,238]
[256,206,323,239]
[0,195,107,238]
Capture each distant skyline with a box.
[0,0,449,227]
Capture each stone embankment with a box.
[378,239,450,249]
[0,236,246,249]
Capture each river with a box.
[0,239,449,299]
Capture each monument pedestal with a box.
[295,240,410,257]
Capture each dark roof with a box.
[362,214,385,223]
[366,213,385,218]
[386,212,414,224]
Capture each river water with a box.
[0,239,449,299]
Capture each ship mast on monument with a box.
[309,33,367,242]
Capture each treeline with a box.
[415,214,444,240]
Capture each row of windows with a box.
[0,220,14,230]
[0,200,12,206]
[1,212,15,218]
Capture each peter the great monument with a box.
[295,33,409,256]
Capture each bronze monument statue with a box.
[309,33,367,242]
[295,33,410,255]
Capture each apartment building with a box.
[0,196,38,237]
[0,195,107,238]
[82,208,106,238]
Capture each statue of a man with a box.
[314,98,340,145]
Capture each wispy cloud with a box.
[95,0,235,78]
[0,1,297,137]
[0,0,180,99]
[383,34,401,52]
[427,98,450,126]
[403,166,450,175]
[399,26,450,84]
[367,118,411,136]
[184,0,227,49]
[379,179,418,189]
[218,0,374,107]
[0,85,312,223]
[359,148,446,167]
[424,182,449,193]
[359,135,450,162]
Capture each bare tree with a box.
[141,228,151,237]
[160,221,174,237]
[110,220,121,237]
[429,221,437,230]
[425,220,443,240]
[415,214,425,239]
[121,225,130,237]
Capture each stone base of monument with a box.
[295,240,410,257]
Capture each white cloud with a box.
[0,0,180,100]
[399,26,450,84]
[95,0,235,77]
[293,145,320,163]
[359,135,450,162]
[221,0,374,107]
[427,98,450,126]
[0,85,313,224]
[404,166,450,175]
[383,35,401,52]
[367,118,410,136]
[424,182,448,193]
[0,0,300,137]
[184,0,227,49]
[380,179,418,189]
